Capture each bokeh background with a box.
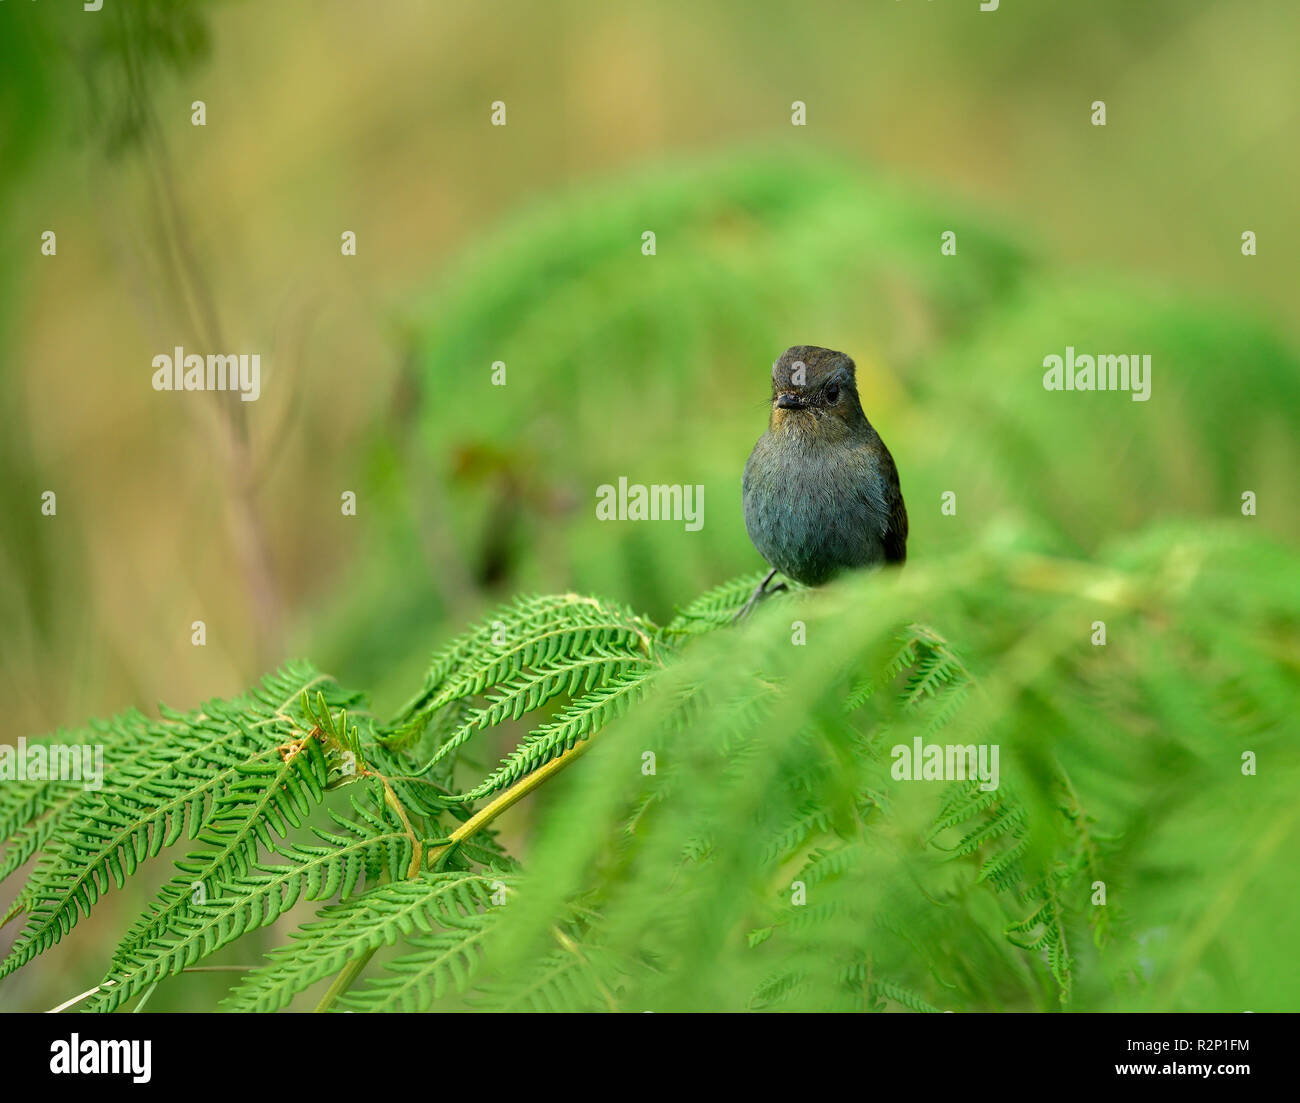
[1,0,1297,1010]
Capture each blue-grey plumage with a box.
[742,346,907,586]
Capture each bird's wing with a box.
[877,441,908,565]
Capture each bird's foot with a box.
[732,568,786,623]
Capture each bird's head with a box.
[768,345,866,438]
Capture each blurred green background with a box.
[1,0,1297,1009]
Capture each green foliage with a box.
[2,521,1297,1011]
[924,278,1300,557]
[2,664,349,977]
[221,871,506,1014]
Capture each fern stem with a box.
[315,947,378,1013]
[427,735,596,867]
[552,925,618,1012]
[132,980,160,1012]
[48,984,106,1014]
[377,774,423,878]
[311,778,426,1011]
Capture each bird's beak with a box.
[775,392,806,409]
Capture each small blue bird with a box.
[740,345,907,614]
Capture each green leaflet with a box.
[0,663,347,979]
[448,668,654,805]
[220,870,504,1014]
[86,797,418,1013]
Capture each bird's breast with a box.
[743,433,889,585]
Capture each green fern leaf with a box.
[220,869,502,1013]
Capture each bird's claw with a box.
[732,569,785,623]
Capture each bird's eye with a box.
[825,384,840,403]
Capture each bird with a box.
[739,345,907,617]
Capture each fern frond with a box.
[104,733,334,969]
[870,979,942,1013]
[946,802,1027,858]
[760,803,835,867]
[449,668,655,804]
[0,713,199,898]
[661,570,774,636]
[751,969,808,1008]
[1006,878,1074,1003]
[339,875,521,1011]
[977,837,1029,890]
[386,594,656,742]
[220,870,501,1013]
[433,648,654,784]
[336,923,498,1012]
[927,784,1002,838]
[0,663,347,980]
[84,797,420,1012]
[487,932,624,1012]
